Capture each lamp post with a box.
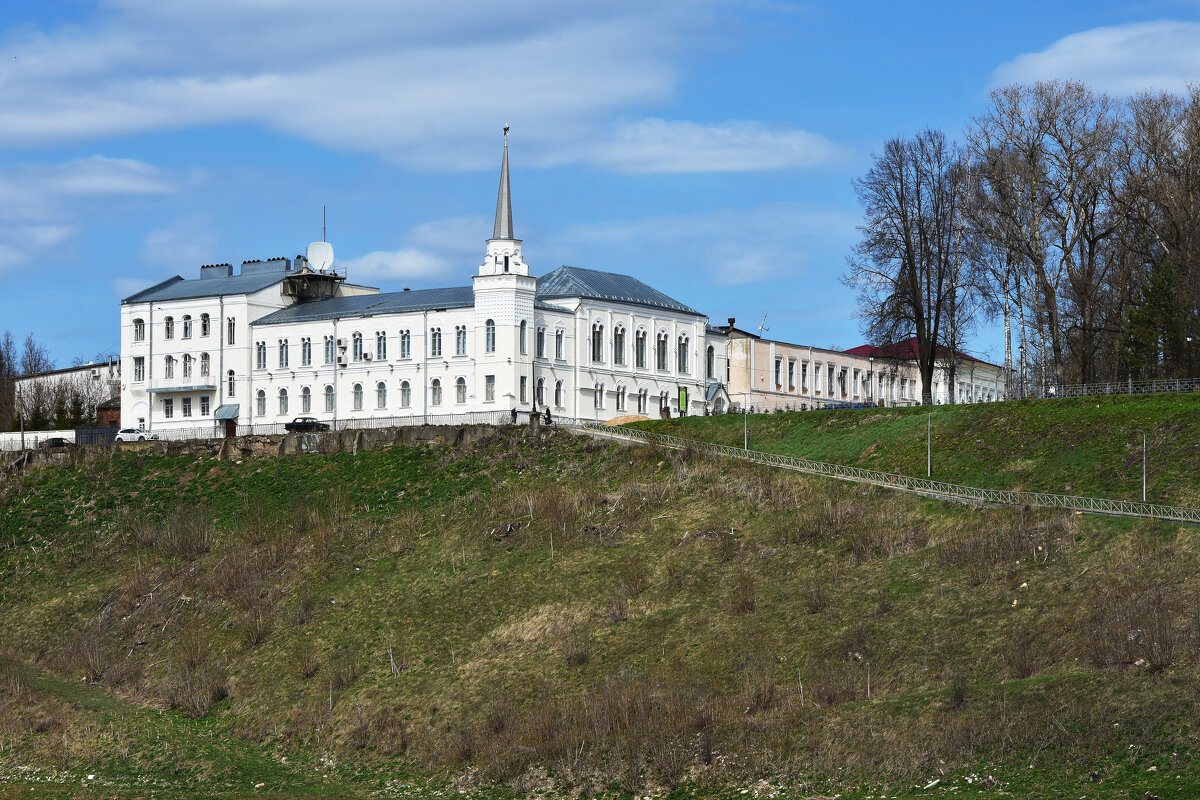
[1187,335,1193,382]
[1135,428,1146,502]
[1017,344,1024,400]
[927,413,931,478]
[868,356,874,403]
[742,392,750,451]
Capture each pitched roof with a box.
[122,270,289,304]
[251,287,475,326]
[845,337,995,366]
[536,266,698,315]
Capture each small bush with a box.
[161,629,228,718]
[803,580,829,614]
[241,611,272,648]
[293,639,320,678]
[559,627,592,666]
[327,647,363,690]
[729,570,757,615]
[606,585,629,623]
[155,508,214,560]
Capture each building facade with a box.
[120,136,728,432]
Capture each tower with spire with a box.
[473,127,537,407]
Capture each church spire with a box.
[492,125,514,240]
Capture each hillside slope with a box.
[1,427,1198,798]
[633,394,1200,506]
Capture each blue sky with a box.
[3,1,1200,367]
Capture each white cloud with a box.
[0,156,177,273]
[339,248,449,283]
[993,20,1200,95]
[543,202,857,286]
[140,221,220,273]
[0,2,841,174]
[594,119,847,174]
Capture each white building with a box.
[120,135,728,432]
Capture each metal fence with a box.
[1026,376,1200,400]
[564,421,1200,525]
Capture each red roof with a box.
[845,337,989,365]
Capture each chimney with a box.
[726,317,736,334]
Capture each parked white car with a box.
[114,428,159,442]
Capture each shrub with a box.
[559,627,592,666]
[161,629,228,717]
[155,507,214,560]
[327,646,362,690]
[293,638,320,678]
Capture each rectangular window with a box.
[555,330,564,360]
[787,360,795,391]
[536,327,545,358]
[774,359,782,388]
[520,375,527,403]
[852,368,860,396]
[801,362,808,391]
[133,357,145,382]
[430,328,442,357]
[485,375,495,402]
[133,319,145,341]
[164,356,174,379]
[182,397,192,417]
[635,333,646,368]
[200,395,210,416]
[162,398,173,419]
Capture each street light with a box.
[742,392,750,450]
[1187,335,1193,382]
[1017,345,1025,400]
[868,356,874,403]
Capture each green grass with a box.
[632,393,1200,505]
[1,425,1199,798]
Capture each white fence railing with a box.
[564,421,1200,526]
[1023,376,1200,400]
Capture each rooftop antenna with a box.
[758,312,771,336]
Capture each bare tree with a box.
[844,129,971,405]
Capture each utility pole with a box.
[1136,429,1147,502]
[743,393,749,451]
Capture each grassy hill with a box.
[1,425,1199,798]
[632,393,1200,506]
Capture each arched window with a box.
[227,370,235,397]
[255,341,267,370]
[456,377,466,403]
[638,389,648,414]
[256,389,266,416]
[324,385,335,412]
[179,354,190,378]
[278,388,288,415]
[400,380,411,408]
[182,315,192,339]
[400,330,411,359]
[163,355,175,379]
[594,382,604,410]
[536,377,545,406]
[430,378,442,406]
[660,390,670,413]
[613,325,625,366]
[590,323,604,363]
[376,381,387,409]
[352,333,363,361]
[656,333,668,370]
[375,331,387,361]
[485,319,496,353]
[163,316,174,339]
[301,337,311,366]
[555,329,564,360]
[616,385,626,411]
[352,383,363,410]
[199,353,210,377]
[301,386,311,413]
[536,326,545,358]
[200,313,210,337]
[554,380,563,407]
[132,318,145,342]
[706,345,715,379]
[430,327,442,357]
[226,316,236,345]
[677,335,689,373]
[455,326,466,356]
[278,339,289,368]
[519,320,527,354]
[635,331,647,368]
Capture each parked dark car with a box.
[284,416,330,433]
[37,437,75,449]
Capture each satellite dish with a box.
[306,241,334,273]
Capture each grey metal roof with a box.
[123,271,290,304]
[536,266,698,315]
[214,404,240,420]
[252,287,475,326]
